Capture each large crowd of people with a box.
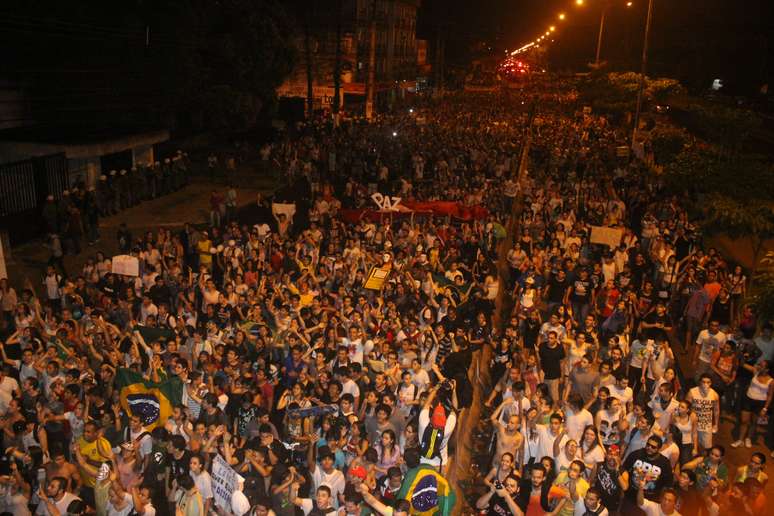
[0,82,770,516]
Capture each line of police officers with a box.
[95,151,191,216]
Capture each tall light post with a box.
[632,0,654,144]
[594,3,609,67]
[594,1,632,68]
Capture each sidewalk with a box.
[7,178,275,291]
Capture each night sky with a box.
[419,0,774,95]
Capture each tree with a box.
[679,103,762,155]
[751,251,774,323]
[650,126,689,166]
[703,194,774,279]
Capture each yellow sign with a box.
[364,266,391,290]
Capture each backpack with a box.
[419,404,447,460]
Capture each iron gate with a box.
[0,153,68,244]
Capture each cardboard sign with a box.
[111,255,139,277]
[590,226,623,248]
[371,193,402,211]
[211,454,244,510]
[272,202,296,221]
[364,265,391,290]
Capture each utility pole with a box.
[365,0,377,121]
[332,0,342,123]
[632,0,654,144]
[435,25,445,96]
[594,6,607,67]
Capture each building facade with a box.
[277,0,422,115]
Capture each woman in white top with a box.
[579,425,605,480]
[555,440,581,475]
[732,359,774,449]
[563,332,588,377]
[596,397,624,447]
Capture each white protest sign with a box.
[590,226,624,248]
[272,202,297,221]
[111,255,139,277]
[211,454,244,510]
[371,192,402,211]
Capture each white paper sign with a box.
[111,255,139,277]
[211,454,244,510]
[272,202,297,221]
[371,193,402,211]
[590,226,624,248]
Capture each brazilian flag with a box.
[116,368,183,430]
[397,465,456,516]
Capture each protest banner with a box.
[590,226,624,248]
[212,454,243,510]
[272,202,296,221]
[111,255,139,277]
[364,265,391,290]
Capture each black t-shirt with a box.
[594,462,622,507]
[486,493,516,516]
[523,318,540,348]
[547,276,567,303]
[539,343,565,380]
[571,279,592,303]
[169,450,191,487]
[622,449,673,501]
[642,311,672,341]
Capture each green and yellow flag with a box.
[116,368,183,430]
[396,465,456,516]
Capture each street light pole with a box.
[594,5,607,67]
[632,0,654,144]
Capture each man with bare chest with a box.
[45,448,81,494]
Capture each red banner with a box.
[339,201,488,223]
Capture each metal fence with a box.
[0,153,68,244]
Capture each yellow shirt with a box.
[77,436,112,487]
[177,488,204,516]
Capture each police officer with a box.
[42,194,59,234]
[162,158,172,195]
[144,162,155,199]
[152,161,162,198]
[109,170,119,214]
[117,169,130,210]
[131,166,145,204]
[97,175,110,216]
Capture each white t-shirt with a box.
[639,498,681,516]
[0,376,19,399]
[695,330,727,364]
[341,379,361,399]
[191,470,214,502]
[565,408,594,442]
[688,387,718,433]
[106,492,134,516]
[312,467,345,507]
[299,498,335,516]
[535,424,569,464]
[36,493,80,516]
[608,384,633,407]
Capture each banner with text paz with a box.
[212,454,244,510]
[590,226,623,248]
